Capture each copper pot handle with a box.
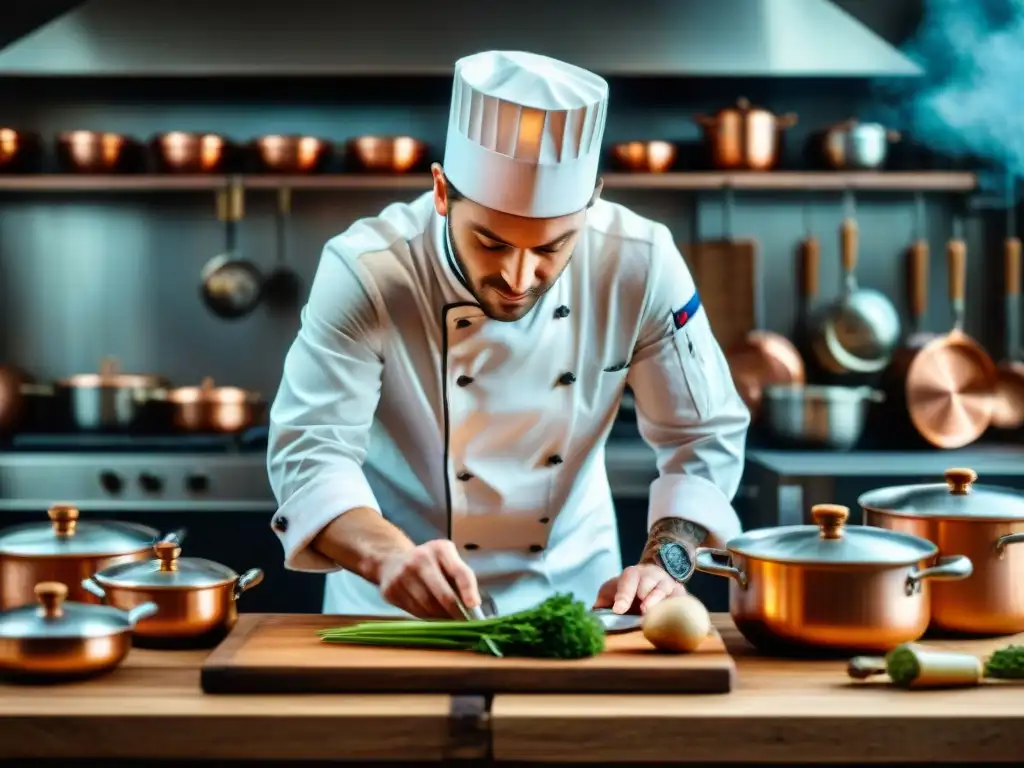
[909,239,929,320]
[994,532,1024,558]
[1006,236,1021,298]
[232,568,265,601]
[904,554,973,596]
[802,236,820,300]
[841,218,858,274]
[693,547,748,589]
[81,577,107,601]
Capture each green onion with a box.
[317,593,605,659]
[984,644,1024,679]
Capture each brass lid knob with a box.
[154,541,181,571]
[47,505,79,536]
[811,504,850,540]
[34,581,68,618]
[945,467,978,495]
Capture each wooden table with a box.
[1,614,1022,764]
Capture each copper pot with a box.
[860,468,1024,636]
[694,98,797,171]
[0,505,185,609]
[152,131,232,173]
[346,136,427,173]
[0,581,156,682]
[610,141,678,173]
[694,504,972,655]
[252,134,332,173]
[82,541,262,645]
[0,128,42,173]
[152,376,265,433]
[56,131,139,173]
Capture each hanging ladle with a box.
[262,186,304,313]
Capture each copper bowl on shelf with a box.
[0,128,42,173]
[346,136,427,173]
[251,135,332,173]
[611,140,678,173]
[152,132,233,173]
[56,131,139,173]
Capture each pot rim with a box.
[857,467,1024,523]
[93,571,237,591]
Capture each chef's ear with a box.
[587,177,605,209]
[431,163,450,216]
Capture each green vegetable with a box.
[984,644,1024,679]
[317,593,605,659]
[885,644,921,687]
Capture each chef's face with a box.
[431,164,601,322]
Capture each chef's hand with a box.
[592,564,686,615]
[377,540,481,619]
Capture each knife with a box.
[451,584,502,657]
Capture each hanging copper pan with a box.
[992,233,1024,430]
[895,237,997,448]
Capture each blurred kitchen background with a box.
[0,0,1022,613]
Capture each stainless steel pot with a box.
[815,120,901,170]
[859,467,1024,636]
[0,581,157,682]
[0,505,184,609]
[53,356,168,431]
[82,540,263,645]
[760,385,884,450]
[694,503,973,655]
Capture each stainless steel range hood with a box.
[0,0,922,77]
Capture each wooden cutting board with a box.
[683,239,758,351]
[200,614,736,695]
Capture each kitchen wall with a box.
[0,71,1004,394]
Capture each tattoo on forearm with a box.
[640,518,709,565]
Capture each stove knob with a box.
[138,473,163,494]
[99,471,123,494]
[186,473,210,493]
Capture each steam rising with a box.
[875,0,1024,181]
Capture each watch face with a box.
[659,541,694,583]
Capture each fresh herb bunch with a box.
[984,644,1024,679]
[317,593,606,659]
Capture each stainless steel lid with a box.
[94,542,237,589]
[728,504,937,565]
[0,582,134,640]
[0,506,160,557]
[858,468,1024,522]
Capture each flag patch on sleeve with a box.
[671,290,702,330]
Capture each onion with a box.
[641,594,711,653]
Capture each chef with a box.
[267,50,750,620]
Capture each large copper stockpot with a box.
[82,541,263,645]
[0,581,156,682]
[859,468,1024,636]
[0,505,184,609]
[150,376,266,433]
[694,504,972,655]
[694,98,798,171]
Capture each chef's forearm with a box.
[639,517,709,565]
[311,506,416,584]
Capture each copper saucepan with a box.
[0,505,185,609]
[150,376,265,433]
[610,141,678,173]
[56,131,141,173]
[886,236,997,448]
[151,131,233,173]
[82,540,263,647]
[694,98,798,171]
[0,128,43,173]
[346,136,427,173]
[252,134,333,173]
[860,468,1024,636]
[0,581,157,682]
[695,503,972,656]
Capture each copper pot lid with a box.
[858,467,1024,522]
[727,504,936,566]
[0,505,161,558]
[0,582,136,640]
[94,541,238,589]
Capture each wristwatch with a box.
[657,540,695,584]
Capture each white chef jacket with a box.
[267,191,750,617]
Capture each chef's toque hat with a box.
[442,50,609,219]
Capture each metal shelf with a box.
[0,171,979,193]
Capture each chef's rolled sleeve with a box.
[267,241,385,573]
[626,224,751,548]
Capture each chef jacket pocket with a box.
[672,315,718,421]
